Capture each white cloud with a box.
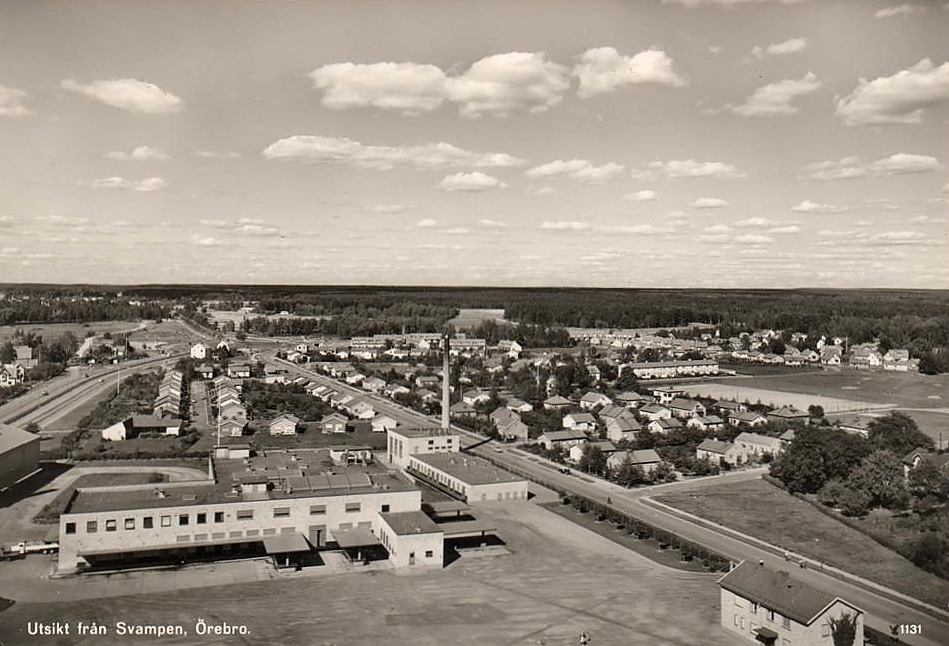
[61,78,183,114]
[262,136,525,170]
[874,4,920,18]
[527,186,557,196]
[617,224,674,235]
[478,219,508,228]
[437,171,508,192]
[632,159,745,180]
[0,84,30,117]
[625,190,657,201]
[663,0,814,5]
[440,227,471,235]
[189,235,226,247]
[134,177,167,192]
[309,52,570,117]
[106,146,169,161]
[370,204,415,214]
[836,59,949,125]
[767,225,802,234]
[731,72,821,116]
[735,234,774,244]
[751,37,807,59]
[709,46,724,54]
[574,47,687,98]
[540,221,591,231]
[34,215,89,226]
[704,224,730,233]
[526,159,625,184]
[910,215,947,224]
[690,197,729,209]
[698,234,729,243]
[733,217,799,229]
[800,153,941,180]
[194,150,241,160]
[790,200,848,213]
[416,218,437,228]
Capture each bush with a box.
[838,486,872,517]
[817,479,848,507]
[905,531,948,577]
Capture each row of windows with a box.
[65,501,381,535]
[733,598,791,630]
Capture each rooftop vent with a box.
[156,490,167,499]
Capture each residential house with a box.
[538,429,588,451]
[579,391,612,411]
[568,440,616,464]
[718,561,864,646]
[651,387,685,404]
[505,398,533,413]
[901,448,949,479]
[415,375,441,389]
[344,371,366,386]
[386,384,411,398]
[833,415,873,437]
[190,343,208,360]
[449,401,479,418]
[196,364,214,380]
[371,413,398,433]
[220,418,246,437]
[667,397,707,419]
[497,339,522,358]
[767,407,811,426]
[320,412,348,434]
[687,415,725,432]
[605,415,641,443]
[462,388,491,406]
[649,418,683,435]
[347,400,376,420]
[734,432,783,461]
[819,346,842,365]
[779,429,796,447]
[563,412,596,432]
[543,395,571,411]
[269,414,300,436]
[415,388,438,403]
[227,363,251,378]
[361,376,386,393]
[729,411,769,428]
[0,364,25,387]
[883,349,919,372]
[606,449,663,474]
[614,391,648,408]
[714,400,747,415]
[696,439,739,465]
[639,403,672,422]
[586,365,601,383]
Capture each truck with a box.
[7,540,59,555]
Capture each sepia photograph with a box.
[0,0,948,644]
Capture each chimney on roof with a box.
[441,332,451,431]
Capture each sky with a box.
[1,0,948,288]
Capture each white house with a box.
[371,414,398,433]
[696,438,738,465]
[718,561,863,646]
[190,343,208,360]
[606,449,662,474]
[538,429,587,451]
[734,432,782,461]
[729,411,769,428]
[268,414,300,436]
[579,391,612,411]
[639,404,672,422]
[562,412,596,432]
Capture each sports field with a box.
[0,503,733,646]
[738,371,949,409]
[0,320,144,343]
[678,383,886,413]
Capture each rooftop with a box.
[412,452,526,486]
[390,427,457,439]
[0,422,40,454]
[380,510,443,536]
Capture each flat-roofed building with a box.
[718,561,863,646]
[386,427,460,470]
[56,449,423,573]
[0,422,40,490]
[377,511,443,569]
[407,452,529,503]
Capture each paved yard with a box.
[0,502,733,646]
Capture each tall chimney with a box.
[442,333,451,430]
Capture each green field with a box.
[0,320,144,343]
[654,478,949,609]
[32,472,166,525]
[740,370,949,409]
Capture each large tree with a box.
[867,412,934,456]
[770,426,870,494]
[845,450,907,509]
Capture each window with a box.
[179,514,189,526]
[86,521,97,533]
[733,615,739,627]
[740,617,745,630]
[766,610,775,622]
[733,595,744,608]
[273,507,290,518]
[236,509,253,520]
[161,515,171,528]
[310,505,326,515]
[124,518,135,530]
[214,511,224,523]
[65,522,76,535]
[345,502,361,513]
[781,616,790,630]
[105,520,117,532]
[143,516,154,529]
[425,550,434,558]
[750,603,758,615]
[821,624,831,637]
[196,513,207,524]
[381,504,390,513]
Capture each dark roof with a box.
[718,562,844,625]
[697,439,733,454]
[380,510,443,536]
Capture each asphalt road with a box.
[271,356,949,646]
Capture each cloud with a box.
[478,219,508,228]
[34,215,89,226]
[733,217,799,229]
[750,37,807,59]
[573,47,687,98]
[540,221,591,231]
[704,224,730,233]
[835,59,949,125]
[85,176,167,191]
[731,72,821,116]
[309,52,570,117]
[690,197,729,209]
[631,159,745,180]
[910,215,947,224]
[437,171,508,192]
[61,78,183,114]
[525,159,625,184]
[0,84,30,117]
[106,146,169,161]
[698,234,729,243]
[790,200,848,213]
[189,235,226,247]
[767,225,802,234]
[416,218,437,228]
[194,150,241,159]
[874,4,920,18]
[800,153,941,180]
[200,218,280,237]
[709,46,724,54]
[625,190,657,201]
[262,135,524,170]
[527,186,557,196]
[370,204,415,214]
[735,234,774,244]
[440,227,470,235]
[617,224,674,235]
[663,0,814,5]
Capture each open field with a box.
[446,307,509,330]
[0,320,144,343]
[733,371,949,409]
[0,503,732,646]
[32,472,166,525]
[242,425,388,450]
[654,478,949,609]
[678,382,887,413]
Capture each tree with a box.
[845,450,907,510]
[829,612,858,646]
[807,404,825,419]
[907,459,949,509]
[817,479,848,507]
[838,486,872,517]
[770,426,870,494]
[868,412,933,456]
[0,342,14,363]
[906,531,948,578]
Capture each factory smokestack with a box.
[441,333,451,430]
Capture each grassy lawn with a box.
[745,371,949,409]
[654,478,949,609]
[718,363,818,377]
[32,472,166,525]
[0,320,143,343]
[246,425,387,450]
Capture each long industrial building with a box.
[0,422,40,491]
